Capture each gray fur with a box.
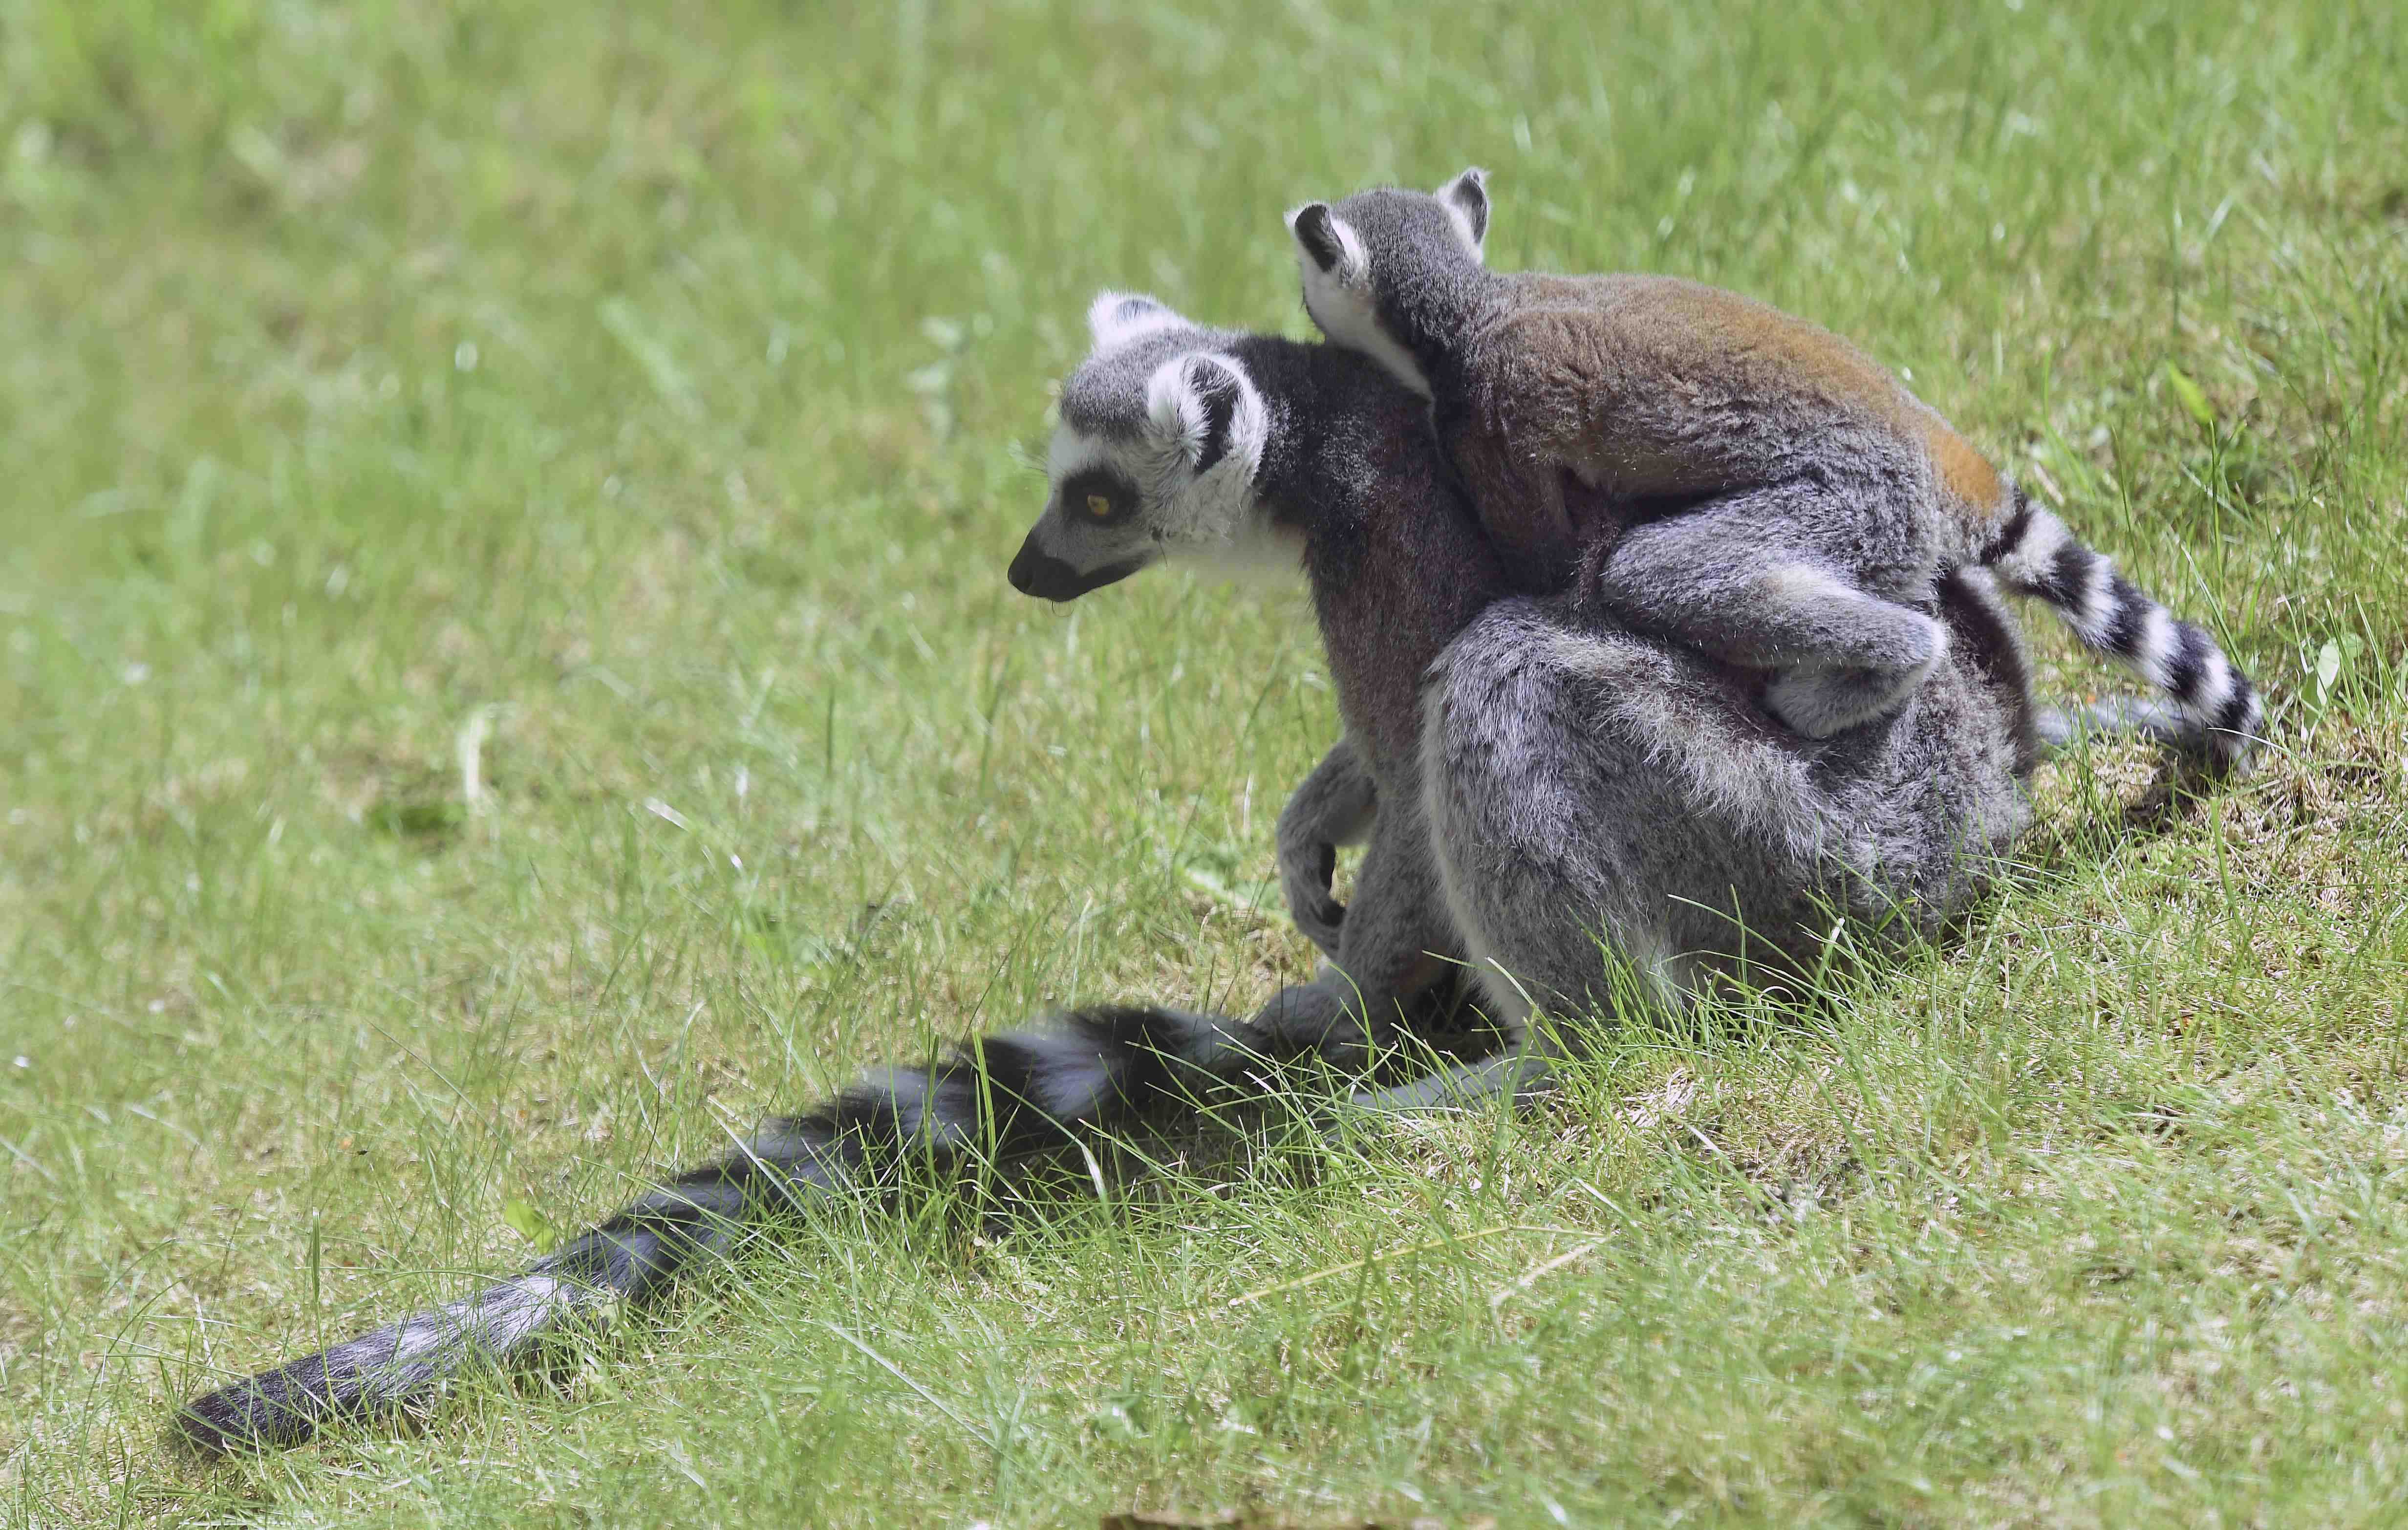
[1419,582,2029,1036]
[1286,174,2266,773]
[1021,303,2051,1098]
[1337,1045,1557,1122]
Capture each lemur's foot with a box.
[1765,662,1927,738]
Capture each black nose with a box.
[1008,535,1145,603]
[1008,539,1077,601]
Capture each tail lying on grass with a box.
[178,1005,1268,1453]
[1977,488,2265,773]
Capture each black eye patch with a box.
[1060,468,1138,527]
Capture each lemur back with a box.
[1286,172,2265,773]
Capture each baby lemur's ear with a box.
[1286,203,1367,285]
[1144,352,1266,478]
[1435,167,1489,260]
[1086,291,1191,353]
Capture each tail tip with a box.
[173,1368,337,1454]
[2206,682,2268,776]
[2212,721,2268,777]
[174,1387,299,1455]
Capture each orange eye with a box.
[1084,493,1115,519]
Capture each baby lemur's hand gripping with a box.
[1285,171,2265,771]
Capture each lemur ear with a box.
[1286,202,1365,284]
[1436,167,1489,260]
[1086,291,1190,353]
[1143,352,1265,478]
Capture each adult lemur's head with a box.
[1284,168,1491,400]
[1009,294,1301,603]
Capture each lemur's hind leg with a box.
[1420,597,1843,1029]
[1276,738,1378,958]
[1591,485,1947,739]
[1251,804,1457,1071]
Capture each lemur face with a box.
[1285,169,1489,399]
[1010,294,1292,603]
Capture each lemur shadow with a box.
[910,970,1570,1250]
[2009,735,2238,881]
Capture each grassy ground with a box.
[3,0,2406,1523]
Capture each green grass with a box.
[4,0,2407,1522]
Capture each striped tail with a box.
[177,1005,1269,1452]
[1977,489,2264,774]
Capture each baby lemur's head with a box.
[1009,294,1303,603]
[1285,169,1491,399]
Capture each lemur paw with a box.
[1279,842,1346,957]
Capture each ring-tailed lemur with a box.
[179,293,2180,1453]
[1014,295,2059,1097]
[179,1006,1286,1450]
[1282,171,2266,770]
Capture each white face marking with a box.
[1032,359,1277,582]
[1029,335,1290,599]
[1046,422,1114,481]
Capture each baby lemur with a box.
[1286,171,2264,769]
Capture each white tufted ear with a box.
[1285,203,1369,286]
[1435,167,1489,261]
[1086,291,1191,353]
[1143,352,1266,479]
[1288,201,1432,398]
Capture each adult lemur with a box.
[1012,293,2063,1102]
[1284,171,2263,765]
[179,293,2199,1451]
